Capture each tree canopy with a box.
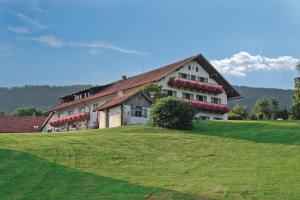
[11,107,44,117]
[292,64,300,119]
[228,104,248,120]
[150,97,196,130]
[252,97,279,120]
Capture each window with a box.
[196,95,207,102]
[196,67,199,72]
[211,97,221,104]
[67,110,73,115]
[188,65,191,70]
[78,107,85,113]
[197,76,208,83]
[57,112,61,118]
[162,89,177,97]
[167,90,177,97]
[191,75,196,81]
[200,116,210,120]
[131,106,147,118]
[214,117,223,120]
[93,103,99,111]
[182,92,194,100]
[179,72,188,79]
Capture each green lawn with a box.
[0,120,300,200]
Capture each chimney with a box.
[121,75,127,80]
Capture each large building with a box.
[43,54,240,132]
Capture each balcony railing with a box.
[49,112,90,127]
[184,99,230,114]
[168,77,224,94]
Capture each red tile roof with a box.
[49,54,197,111]
[97,91,151,111]
[49,54,240,112]
[0,116,47,133]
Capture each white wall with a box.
[157,61,228,120]
[108,106,122,128]
[123,105,150,125]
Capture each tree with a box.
[150,97,197,130]
[252,98,272,120]
[0,110,5,116]
[269,97,279,119]
[228,104,248,120]
[141,83,167,103]
[292,63,300,119]
[11,107,44,117]
[252,97,280,120]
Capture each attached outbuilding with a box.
[96,91,152,128]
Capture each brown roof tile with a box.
[49,54,198,111]
[0,116,47,133]
[49,54,240,111]
[97,91,151,111]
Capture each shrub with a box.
[228,104,248,120]
[150,97,197,130]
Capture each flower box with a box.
[168,77,224,94]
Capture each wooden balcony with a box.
[184,99,230,114]
[168,77,224,94]
[49,112,89,127]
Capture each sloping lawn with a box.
[0,120,300,199]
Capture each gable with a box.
[124,93,152,108]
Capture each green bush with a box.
[150,97,197,130]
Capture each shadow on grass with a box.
[0,149,210,200]
[192,120,300,145]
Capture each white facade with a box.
[157,61,228,120]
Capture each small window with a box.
[211,97,221,104]
[191,75,196,81]
[200,116,210,120]
[131,106,147,118]
[182,92,193,100]
[67,110,73,115]
[93,103,99,111]
[214,117,223,120]
[78,107,85,113]
[196,95,207,102]
[188,65,191,70]
[196,67,199,72]
[179,72,188,79]
[198,76,208,83]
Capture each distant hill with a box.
[230,86,294,111]
[0,85,90,113]
[0,85,294,114]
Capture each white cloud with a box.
[7,26,31,34]
[211,51,300,77]
[16,12,46,31]
[29,35,63,48]
[23,35,147,55]
[69,41,148,56]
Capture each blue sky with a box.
[0,0,299,89]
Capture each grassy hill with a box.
[0,121,300,199]
[0,85,294,114]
